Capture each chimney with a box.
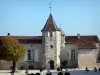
[77,34,80,39]
[7,33,10,37]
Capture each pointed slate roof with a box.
[41,13,60,32]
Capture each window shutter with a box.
[69,50,71,60]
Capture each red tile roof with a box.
[65,35,99,49]
[65,35,99,43]
[76,40,97,49]
[0,35,99,49]
[65,36,78,43]
[0,36,42,44]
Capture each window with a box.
[71,50,76,60]
[98,57,100,60]
[99,43,100,46]
[27,50,34,61]
[50,32,52,36]
[97,56,100,63]
[50,45,53,48]
[54,51,56,54]
[28,50,31,60]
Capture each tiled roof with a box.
[41,13,60,32]
[76,40,97,49]
[65,35,99,49]
[65,36,78,44]
[65,35,99,43]
[0,35,99,49]
[0,36,42,44]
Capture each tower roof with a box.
[41,13,60,32]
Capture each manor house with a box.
[0,13,100,70]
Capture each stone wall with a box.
[78,49,100,69]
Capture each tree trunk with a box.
[12,60,16,73]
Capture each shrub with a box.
[94,67,97,72]
[46,72,52,75]
[57,67,60,71]
[31,73,34,75]
[64,72,70,75]
[99,68,100,71]
[85,67,89,72]
[61,60,68,69]
[60,67,63,71]
[25,70,28,74]
[40,68,43,72]
[27,73,34,75]
[35,73,40,75]
[58,72,63,75]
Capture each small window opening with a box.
[50,32,52,36]
[51,45,53,48]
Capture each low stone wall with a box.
[0,60,12,70]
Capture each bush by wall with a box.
[46,72,52,75]
[58,72,63,75]
[28,73,34,75]
[57,67,60,71]
[35,73,40,75]
[64,72,70,75]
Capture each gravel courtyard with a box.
[0,69,100,75]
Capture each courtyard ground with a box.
[0,69,100,75]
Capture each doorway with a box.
[49,60,54,69]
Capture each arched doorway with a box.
[49,60,54,69]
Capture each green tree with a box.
[0,36,26,73]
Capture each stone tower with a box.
[41,13,61,69]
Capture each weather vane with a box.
[49,2,52,12]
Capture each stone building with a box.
[0,13,100,70]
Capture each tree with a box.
[0,36,26,73]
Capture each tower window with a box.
[50,32,52,36]
[50,45,53,48]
